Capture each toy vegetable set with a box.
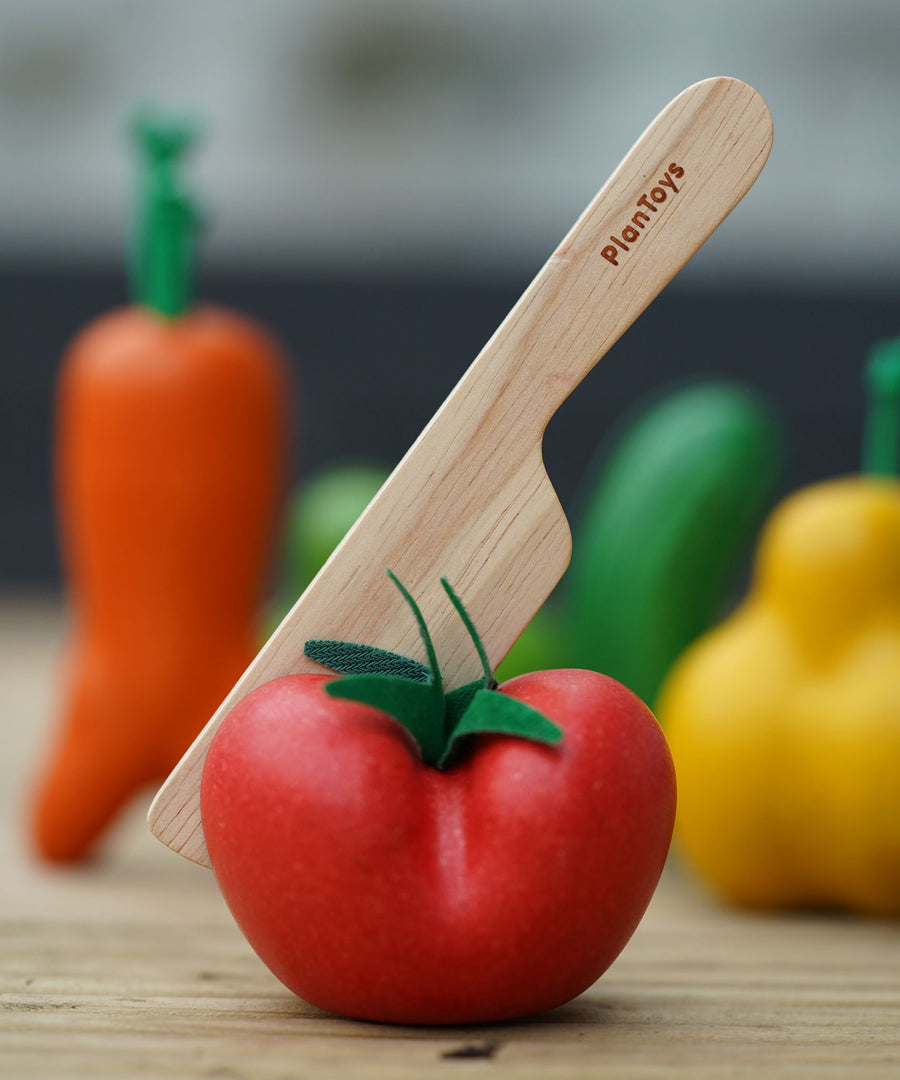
[29,76,900,1026]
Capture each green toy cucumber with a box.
[564,380,783,706]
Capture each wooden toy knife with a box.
[149,76,773,867]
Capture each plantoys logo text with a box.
[601,163,685,267]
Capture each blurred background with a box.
[3,0,900,587]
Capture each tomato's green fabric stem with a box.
[307,571,563,770]
[441,577,493,685]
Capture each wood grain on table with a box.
[2,596,899,1079]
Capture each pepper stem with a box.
[862,338,900,477]
[130,110,202,318]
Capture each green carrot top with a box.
[130,109,202,319]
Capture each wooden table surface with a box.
[2,596,899,1079]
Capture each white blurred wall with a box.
[2,0,899,286]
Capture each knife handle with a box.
[442,77,771,444]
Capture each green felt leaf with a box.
[304,639,430,683]
[444,680,485,736]
[439,688,563,769]
[325,674,445,766]
[306,570,562,772]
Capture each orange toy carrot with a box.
[31,113,291,861]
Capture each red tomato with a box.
[201,668,675,1025]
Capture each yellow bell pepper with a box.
[658,341,900,915]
